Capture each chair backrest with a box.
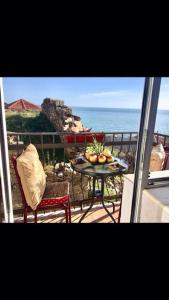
[163,152,169,170]
[162,146,169,170]
[11,155,27,207]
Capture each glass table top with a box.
[71,156,128,177]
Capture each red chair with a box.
[11,155,71,223]
[64,133,105,144]
[162,151,169,170]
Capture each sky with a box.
[3,77,169,109]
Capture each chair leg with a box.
[68,202,71,223]
[65,208,68,223]
[34,210,38,223]
[24,207,27,223]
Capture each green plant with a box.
[86,138,104,155]
[85,138,117,158]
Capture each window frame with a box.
[0,77,14,223]
[130,77,162,223]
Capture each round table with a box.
[71,156,128,223]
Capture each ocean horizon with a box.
[72,106,169,134]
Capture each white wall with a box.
[121,171,169,223]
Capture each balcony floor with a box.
[14,204,120,223]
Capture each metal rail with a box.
[6,128,169,218]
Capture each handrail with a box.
[7,131,139,136]
[7,130,169,138]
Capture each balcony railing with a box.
[6,131,169,217]
[7,131,139,165]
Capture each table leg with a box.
[79,177,96,223]
[100,178,116,223]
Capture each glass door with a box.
[130,78,161,222]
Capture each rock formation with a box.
[42,98,77,131]
[41,98,71,131]
[41,98,89,132]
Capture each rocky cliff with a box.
[41,98,83,132]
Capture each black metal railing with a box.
[153,132,169,147]
[7,130,169,215]
[7,131,139,166]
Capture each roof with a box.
[7,99,40,111]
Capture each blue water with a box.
[72,107,169,134]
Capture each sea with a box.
[72,107,169,135]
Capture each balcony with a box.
[1,130,168,223]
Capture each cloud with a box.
[80,90,134,98]
[161,83,169,89]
